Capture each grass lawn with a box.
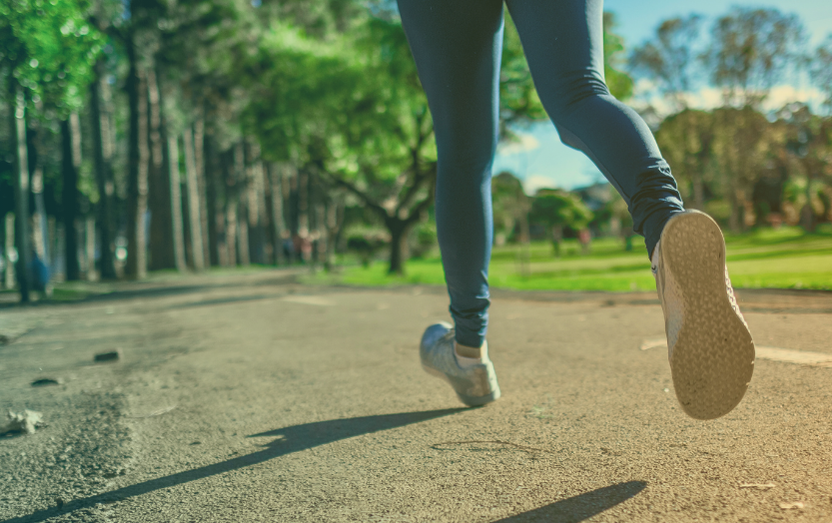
[307,224,832,292]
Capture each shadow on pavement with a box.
[493,481,647,523]
[2,408,464,523]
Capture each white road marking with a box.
[280,295,336,306]
[640,338,666,351]
[756,346,832,367]
[640,338,832,367]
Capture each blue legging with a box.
[397,0,685,348]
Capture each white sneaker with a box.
[420,323,501,407]
[653,211,755,420]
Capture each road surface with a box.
[1,269,831,522]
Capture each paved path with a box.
[1,269,831,522]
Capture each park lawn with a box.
[310,225,832,292]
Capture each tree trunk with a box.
[194,116,211,266]
[166,134,187,271]
[85,217,96,280]
[728,187,741,233]
[204,133,222,266]
[324,194,343,272]
[50,218,60,280]
[386,218,409,275]
[4,214,15,288]
[90,59,118,279]
[245,142,267,264]
[691,173,705,211]
[183,126,205,270]
[61,117,81,280]
[225,204,238,267]
[147,67,175,271]
[801,174,815,232]
[267,163,287,266]
[297,168,310,263]
[27,128,49,269]
[224,147,240,267]
[11,83,31,301]
[551,224,563,258]
[126,52,149,280]
[233,142,249,266]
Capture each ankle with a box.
[455,341,486,360]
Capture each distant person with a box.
[578,228,591,254]
[400,0,755,420]
[16,249,51,297]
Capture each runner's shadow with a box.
[2,408,464,523]
[493,481,647,522]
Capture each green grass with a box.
[307,225,832,292]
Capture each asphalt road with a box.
[1,269,831,522]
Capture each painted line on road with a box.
[755,346,832,367]
[640,338,832,368]
[280,295,336,306]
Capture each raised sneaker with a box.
[652,210,755,420]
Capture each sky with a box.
[492,0,832,195]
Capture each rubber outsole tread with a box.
[661,212,755,420]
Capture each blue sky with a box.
[492,0,832,194]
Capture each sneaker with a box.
[420,322,501,407]
[653,210,755,420]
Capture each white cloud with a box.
[521,174,557,196]
[497,133,540,156]
[763,85,826,112]
[633,83,827,116]
[682,87,723,110]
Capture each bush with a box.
[346,231,388,267]
[409,222,437,259]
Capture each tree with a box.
[776,103,832,231]
[602,12,635,102]
[630,14,704,113]
[246,16,436,275]
[709,106,778,230]
[491,171,529,246]
[631,15,711,210]
[529,188,593,257]
[1,0,102,298]
[704,7,805,109]
[654,109,715,210]
[812,35,832,114]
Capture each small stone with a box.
[94,350,121,363]
[0,410,45,435]
[779,502,804,510]
[31,378,62,387]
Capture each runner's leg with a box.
[505,0,685,256]
[397,0,504,348]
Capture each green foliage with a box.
[629,14,703,110]
[0,0,103,115]
[308,225,832,292]
[602,12,634,101]
[705,7,805,108]
[491,171,529,242]
[247,15,430,187]
[812,35,832,114]
[499,14,546,132]
[409,221,436,259]
[530,188,594,231]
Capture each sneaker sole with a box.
[421,362,501,407]
[661,211,755,420]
